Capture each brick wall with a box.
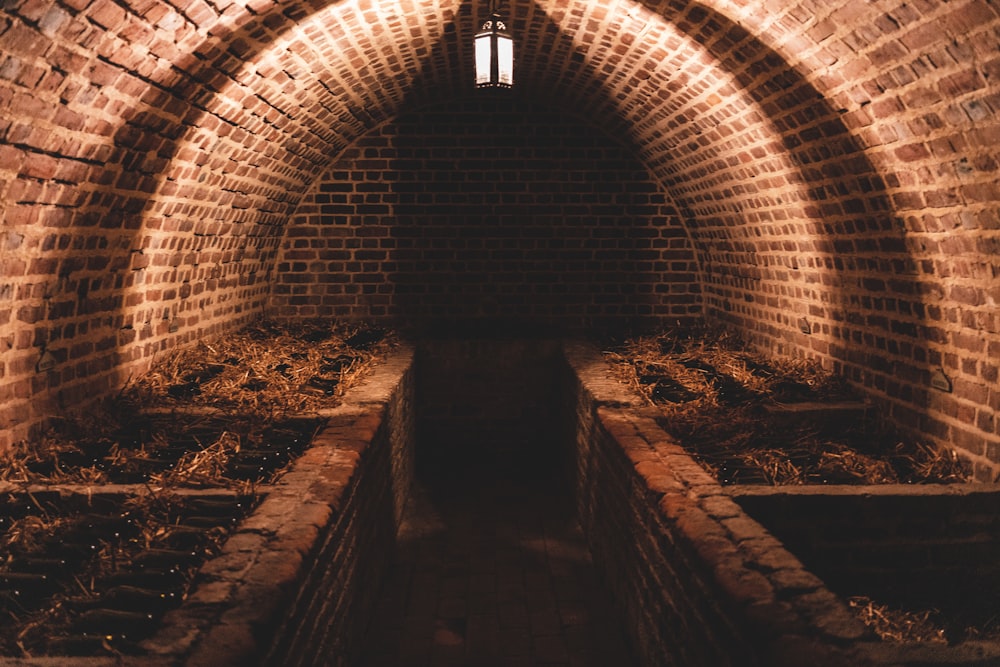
[137,347,416,667]
[733,486,1000,615]
[268,97,701,335]
[2,0,1000,478]
[561,341,877,666]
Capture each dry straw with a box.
[848,596,948,644]
[604,326,968,485]
[1,319,395,490]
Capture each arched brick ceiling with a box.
[129,0,902,333]
[2,0,1000,475]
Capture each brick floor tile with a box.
[557,601,589,627]
[501,657,532,667]
[553,575,586,602]
[529,608,562,636]
[470,554,496,574]
[363,648,414,667]
[465,612,500,659]
[498,600,529,629]
[524,588,558,612]
[432,618,466,647]
[467,590,498,614]
[437,595,466,619]
[400,613,435,636]
[523,570,551,591]
[533,634,570,662]
[428,641,465,667]
[496,568,524,591]
[500,625,532,657]
[398,631,431,665]
[440,574,467,598]
[469,572,496,594]
[497,585,525,604]
[357,473,635,667]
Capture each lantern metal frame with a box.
[475,4,513,88]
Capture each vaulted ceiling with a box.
[2,0,999,475]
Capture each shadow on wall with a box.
[385,95,702,337]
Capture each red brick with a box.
[86,0,127,29]
[0,0,996,483]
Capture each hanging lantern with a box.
[475,5,513,88]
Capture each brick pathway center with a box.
[357,457,636,667]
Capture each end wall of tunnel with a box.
[268,96,702,336]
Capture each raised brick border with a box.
[152,344,415,667]
[259,347,415,667]
[562,340,880,666]
[0,345,414,667]
[563,339,1000,666]
[182,348,414,667]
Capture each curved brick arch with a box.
[270,95,705,334]
[255,0,945,471]
[1,0,998,476]
[0,0,473,441]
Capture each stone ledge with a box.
[565,338,1000,667]
[563,340,876,666]
[726,482,1000,497]
[0,345,415,667]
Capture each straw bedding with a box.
[2,319,396,488]
[0,318,395,657]
[603,327,968,486]
[605,327,984,645]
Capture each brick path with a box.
[357,461,636,667]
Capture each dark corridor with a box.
[356,340,635,666]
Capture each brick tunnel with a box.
[2,0,1000,665]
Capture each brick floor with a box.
[357,460,636,667]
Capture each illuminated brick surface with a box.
[1,0,999,478]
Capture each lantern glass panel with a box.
[475,33,493,86]
[497,34,513,86]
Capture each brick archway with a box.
[1,0,998,476]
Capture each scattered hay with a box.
[606,327,848,408]
[845,581,1000,648]
[0,437,110,486]
[3,514,68,554]
[147,431,240,489]
[849,596,948,644]
[0,320,378,657]
[604,327,970,485]
[1,319,394,491]
[1,490,250,657]
[121,319,395,419]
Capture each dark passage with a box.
[357,340,635,666]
